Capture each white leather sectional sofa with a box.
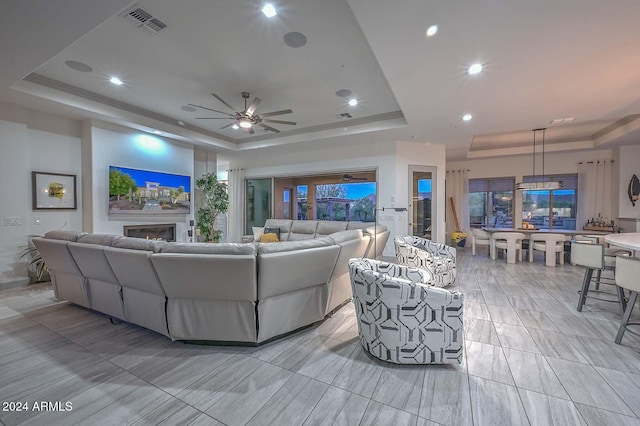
[243,219,390,260]
[33,223,388,344]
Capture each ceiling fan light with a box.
[232,124,239,130]
[261,3,277,18]
[239,118,252,128]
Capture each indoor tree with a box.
[195,173,229,242]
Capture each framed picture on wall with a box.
[32,171,77,210]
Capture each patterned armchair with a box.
[348,258,463,365]
[394,236,457,287]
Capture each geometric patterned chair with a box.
[394,236,456,287]
[348,258,463,364]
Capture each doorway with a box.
[409,166,437,240]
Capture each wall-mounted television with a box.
[109,166,191,215]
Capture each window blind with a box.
[469,177,515,193]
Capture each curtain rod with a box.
[446,169,470,172]
[226,168,245,171]
[576,160,614,164]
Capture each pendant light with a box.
[516,128,563,190]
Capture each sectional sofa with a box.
[33,222,388,344]
[243,219,390,260]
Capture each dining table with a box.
[482,227,611,237]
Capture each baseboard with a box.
[0,278,31,291]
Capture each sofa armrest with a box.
[242,235,254,243]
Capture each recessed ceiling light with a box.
[261,3,277,18]
[426,25,438,37]
[335,89,352,98]
[109,76,123,85]
[348,98,358,106]
[467,63,483,75]
[65,60,93,72]
[232,124,239,130]
[462,114,473,121]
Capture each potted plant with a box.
[195,172,229,242]
[20,236,49,283]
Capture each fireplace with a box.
[123,223,176,242]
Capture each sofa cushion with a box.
[264,219,293,234]
[112,237,167,253]
[77,234,122,246]
[161,242,256,255]
[257,236,334,254]
[328,229,364,244]
[288,220,318,241]
[346,221,375,231]
[44,230,87,242]
[316,221,348,236]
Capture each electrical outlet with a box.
[3,217,22,226]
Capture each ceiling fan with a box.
[343,174,368,182]
[188,92,296,134]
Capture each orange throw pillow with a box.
[260,232,280,243]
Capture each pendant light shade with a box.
[516,128,563,190]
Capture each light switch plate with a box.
[3,217,22,226]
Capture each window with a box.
[315,182,376,221]
[296,185,308,220]
[521,174,577,230]
[469,178,515,228]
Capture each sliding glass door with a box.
[245,178,272,231]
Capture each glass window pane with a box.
[314,182,376,222]
[552,189,576,230]
[297,185,308,220]
[522,190,551,230]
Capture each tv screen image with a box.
[109,166,191,215]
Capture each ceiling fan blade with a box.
[258,123,280,133]
[246,97,262,116]
[211,93,236,111]
[262,119,296,125]
[195,117,233,119]
[188,104,235,117]
[220,122,236,129]
[247,127,255,134]
[259,109,293,117]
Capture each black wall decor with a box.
[629,174,640,206]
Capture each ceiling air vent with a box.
[121,5,167,34]
[143,18,167,33]
[336,112,353,119]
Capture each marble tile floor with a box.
[2,250,640,425]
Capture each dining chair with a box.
[491,232,526,264]
[471,228,491,256]
[529,233,565,267]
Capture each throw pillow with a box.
[263,227,281,239]
[260,233,280,243]
[252,226,264,242]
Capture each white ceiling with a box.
[3,0,640,157]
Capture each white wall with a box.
[617,144,640,232]
[447,148,615,230]
[0,104,82,288]
[226,137,446,255]
[89,123,195,242]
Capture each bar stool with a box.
[529,233,565,267]
[572,241,626,313]
[491,232,525,264]
[615,256,640,344]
